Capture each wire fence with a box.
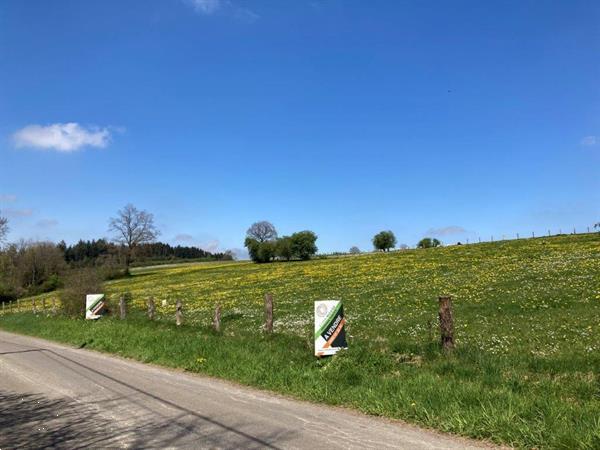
[1,228,597,319]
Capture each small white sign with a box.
[85,294,106,320]
[314,300,348,357]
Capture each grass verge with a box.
[1,312,598,449]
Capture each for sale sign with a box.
[85,294,106,320]
[314,300,347,357]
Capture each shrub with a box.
[349,246,361,254]
[61,268,103,317]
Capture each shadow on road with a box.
[0,340,296,448]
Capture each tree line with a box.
[0,204,231,301]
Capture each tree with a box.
[417,237,441,248]
[372,230,396,252]
[276,236,294,261]
[290,231,318,260]
[109,204,160,269]
[244,237,276,263]
[0,211,8,245]
[246,221,277,242]
[349,246,361,254]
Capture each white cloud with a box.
[581,136,597,146]
[13,122,111,152]
[426,226,468,236]
[0,194,16,202]
[187,0,222,14]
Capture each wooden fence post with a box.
[17,299,20,312]
[147,297,155,320]
[32,299,37,314]
[52,298,57,316]
[438,296,454,351]
[213,304,221,332]
[175,300,183,326]
[42,298,46,313]
[264,293,273,334]
[119,295,127,320]
[1,302,4,314]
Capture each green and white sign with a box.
[85,294,106,320]
[314,300,347,357]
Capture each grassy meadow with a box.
[1,233,599,448]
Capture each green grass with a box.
[1,234,599,449]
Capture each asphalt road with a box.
[0,331,495,449]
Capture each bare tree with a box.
[108,204,159,269]
[0,211,8,245]
[246,221,277,242]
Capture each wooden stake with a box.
[213,304,221,332]
[438,296,455,351]
[119,295,127,320]
[147,297,155,320]
[42,298,46,312]
[175,299,183,326]
[52,298,57,316]
[17,299,20,312]
[264,293,273,334]
[32,298,37,314]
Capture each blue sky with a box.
[1,0,598,255]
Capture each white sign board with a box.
[85,294,106,320]
[314,300,347,357]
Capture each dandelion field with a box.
[2,233,599,448]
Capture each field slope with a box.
[2,234,599,449]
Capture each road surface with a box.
[0,331,495,449]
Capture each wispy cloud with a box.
[0,194,17,202]
[200,239,220,253]
[187,0,221,15]
[3,208,33,218]
[13,122,111,152]
[173,233,226,254]
[174,233,195,242]
[36,219,58,228]
[184,0,259,21]
[426,226,468,236]
[581,136,597,146]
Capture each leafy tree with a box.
[290,231,318,260]
[0,211,8,245]
[244,237,276,263]
[246,221,277,242]
[108,204,160,269]
[276,236,294,261]
[417,237,441,248]
[372,230,396,252]
[349,246,361,254]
